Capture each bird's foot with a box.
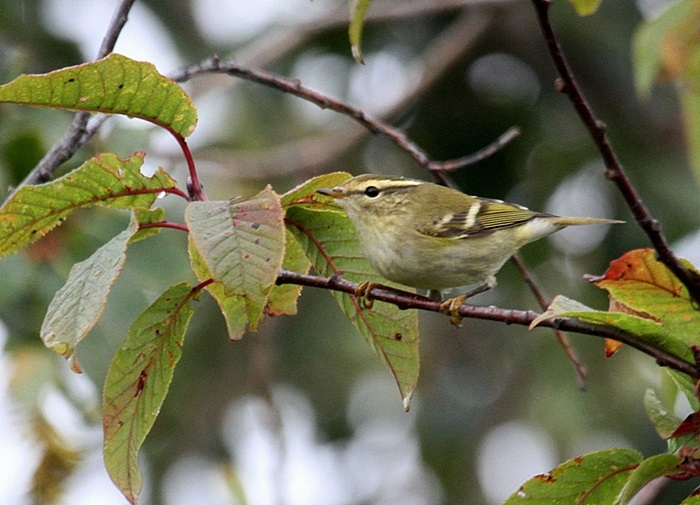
[354,281,377,309]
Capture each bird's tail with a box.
[550,216,624,226]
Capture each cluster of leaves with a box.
[0,25,698,505]
[0,54,417,504]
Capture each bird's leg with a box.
[439,276,496,325]
[354,281,377,309]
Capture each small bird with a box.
[317,174,622,323]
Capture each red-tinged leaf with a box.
[0,53,197,137]
[185,186,285,330]
[671,412,700,438]
[504,449,642,505]
[0,152,177,257]
[40,209,163,372]
[591,249,699,347]
[103,282,197,505]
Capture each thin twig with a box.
[530,0,700,306]
[428,126,521,173]
[510,254,588,390]
[10,0,137,193]
[276,269,700,379]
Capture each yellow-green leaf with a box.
[0,152,177,257]
[185,186,286,330]
[531,295,693,362]
[617,454,681,504]
[0,53,197,137]
[349,0,373,63]
[286,204,419,409]
[504,449,642,504]
[568,0,602,16]
[280,171,352,210]
[40,209,161,372]
[188,235,247,340]
[103,282,197,505]
[266,229,311,317]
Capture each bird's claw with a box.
[354,281,376,309]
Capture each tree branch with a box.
[530,0,700,306]
[10,0,137,192]
[276,269,700,379]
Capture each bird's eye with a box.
[364,186,380,197]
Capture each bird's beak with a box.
[316,187,347,199]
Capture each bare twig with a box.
[510,254,588,389]
[530,0,700,306]
[276,269,700,379]
[10,0,137,193]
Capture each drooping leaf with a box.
[286,204,419,410]
[616,453,682,504]
[568,0,602,16]
[188,235,247,340]
[0,152,177,257]
[129,207,167,243]
[349,0,373,63]
[185,186,286,330]
[531,295,693,362]
[504,449,642,505]
[590,249,699,347]
[103,282,197,505]
[266,230,311,317]
[40,209,163,372]
[0,53,197,137]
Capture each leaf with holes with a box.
[286,205,419,410]
[349,0,373,63]
[504,449,642,505]
[0,53,197,137]
[40,208,164,373]
[185,186,285,330]
[103,282,197,505]
[0,152,177,257]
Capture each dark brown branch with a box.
[511,254,588,389]
[276,269,700,379]
[530,0,700,306]
[10,0,137,193]
[169,54,518,182]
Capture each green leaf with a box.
[680,83,700,184]
[185,186,286,330]
[616,453,682,504]
[266,230,311,317]
[531,295,693,362]
[129,207,166,243]
[349,0,373,63]
[667,369,700,411]
[0,152,177,257]
[644,388,682,440]
[103,282,197,505]
[681,495,700,505]
[0,53,197,137]
[40,209,160,372]
[188,235,247,340]
[591,249,699,346]
[504,449,642,505]
[280,171,352,210]
[286,204,419,410]
[568,0,602,16]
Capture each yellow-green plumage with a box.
[317,174,622,295]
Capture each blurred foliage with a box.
[0,0,698,504]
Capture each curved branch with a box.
[530,0,700,306]
[276,269,700,379]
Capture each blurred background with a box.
[0,0,699,504]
